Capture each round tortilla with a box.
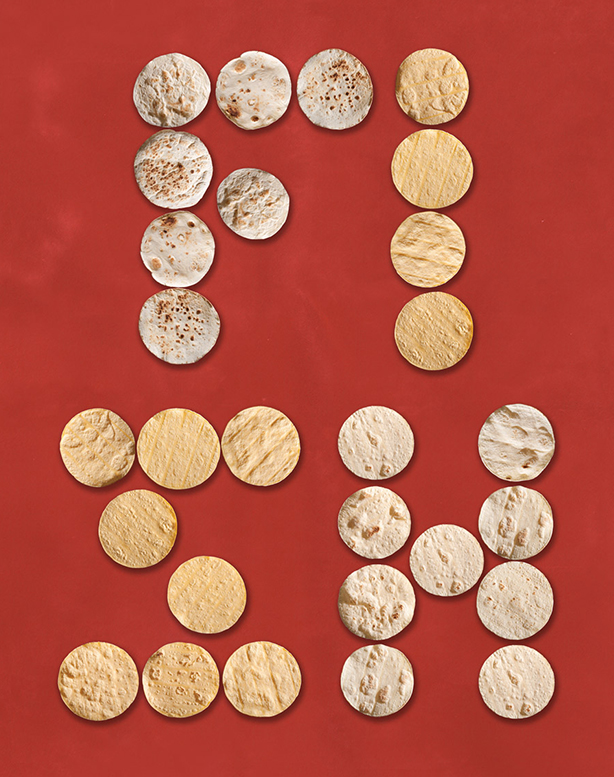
[341,645,414,716]
[338,406,414,480]
[217,168,289,239]
[396,49,469,125]
[216,51,291,130]
[58,642,139,721]
[141,211,215,287]
[338,487,411,559]
[142,642,219,718]
[60,408,135,487]
[409,524,484,596]
[134,130,212,208]
[133,53,210,127]
[391,129,473,208]
[138,288,220,365]
[394,291,473,370]
[297,49,373,130]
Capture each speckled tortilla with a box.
[297,49,373,130]
[138,289,220,364]
[396,49,469,125]
[394,291,473,370]
[142,642,219,718]
[223,642,301,717]
[60,408,135,487]
[221,406,300,486]
[58,642,139,721]
[167,556,246,633]
[341,645,414,716]
[409,524,484,596]
[134,130,212,208]
[479,486,554,560]
[478,404,555,482]
[391,130,473,208]
[217,168,289,239]
[141,211,215,287]
[338,406,414,480]
[338,564,415,640]
[391,211,465,287]
[133,53,210,127]
[216,51,291,130]
[338,487,411,559]
[476,561,554,640]
[137,408,220,489]
[479,646,555,719]
[98,489,177,568]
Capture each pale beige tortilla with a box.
[338,564,415,640]
[98,489,177,568]
[167,556,246,633]
[338,406,414,480]
[216,51,291,130]
[476,561,554,640]
[133,53,211,127]
[338,487,411,559]
[479,486,554,560]
[134,130,212,208]
[139,289,220,364]
[341,645,414,716]
[137,408,220,490]
[221,406,300,486]
[479,646,555,719]
[60,408,135,487]
[223,642,301,717]
[142,642,219,717]
[391,129,473,208]
[478,404,555,482]
[396,49,469,125]
[409,524,484,596]
[58,642,139,721]
[141,211,215,287]
[217,168,289,239]
[391,211,465,288]
[394,292,473,370]
[297,49,373,130]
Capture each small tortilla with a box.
[217,168,289,239]
[338,487,411,559]
[341,645,414,716]
[396,49,469,124]
[479,646,555,719]
[409,524,484,596]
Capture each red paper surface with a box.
[2,0,613,774]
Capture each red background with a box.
[2,0,613,774]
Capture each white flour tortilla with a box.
[409,524,484,596]
[479,486,554,560]
[141,211,214,287]
[338,487,411,559]
[217,168,289,239]
[341,645,414,716]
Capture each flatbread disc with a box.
[297,49,373,130]
[98,489,177,568]
[221,406,300,486]
[167,556,246,634]
[394,291,473,370]
[478,404,555,482]
[391,211,465,287]
[338,564,415,640]
[137,408,220,490]
[138,288,220,364]
[479,486,554,560]
[223,642,301,717]
[216,51,291,130]
[133,53,210,127]
[217,168,289,239]
[476,561,554,640]
[338,406,414,480]
[338,487,411,559]
[141,211,215,287]
[142,642,219,717]
[391,129,473,208]
[479,646,555,719]
[396,49,469,125]
[341,645,414,716]
[60,408,135,487]
[58,642,139,721]
[409,524,484,596]
[134,130,212,208]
